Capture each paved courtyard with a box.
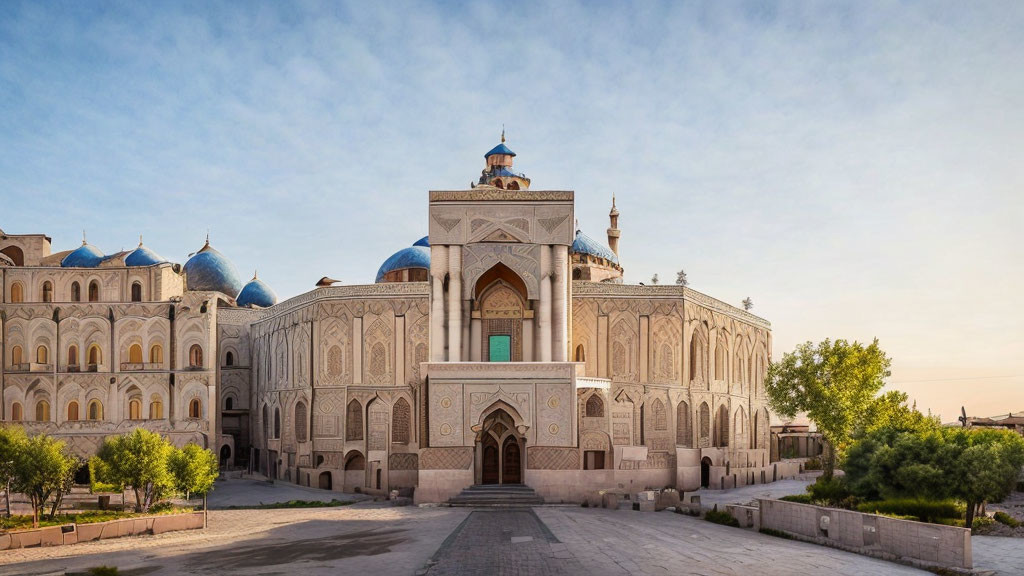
[1,478,1021,576]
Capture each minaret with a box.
[607,194,620,257]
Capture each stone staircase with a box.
[447,484,545,507]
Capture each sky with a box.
[1,1,1021,423]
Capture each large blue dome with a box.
[237,275,278,308]
[61,243,105,268]
[376,245,431,282]
[571,230,619,265]
[183,243,243,297]
[125,244,165,267]
[413,236,430,247]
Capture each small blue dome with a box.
[237,275,278,308]
[125,244,165,267]
[376,246,431,282]
[485,142,515,158]
[571,230,619,265]
[183,242,243,297]
[413,236,430,247]
[61,243,105,268]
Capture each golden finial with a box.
[205,230,210,246]
[138,234,143,247]
[82,230,87,245]
[253,269,258,280]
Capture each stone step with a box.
[448,484,545,507]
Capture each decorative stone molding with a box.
[572,282,770,329]
[429,190,574,202]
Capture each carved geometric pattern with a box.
[294,400,308,443]
[652,398,667,431]
[368,401,388,451]
[676,401,691,447]
[392,398,411,444]
[699,402,711,448]
[389,453,419,470]
[619,452,675,470]
[346,400,363,441]
[528,447,579,470]
[585,395,603,417]
[419,447,473,470]
[612,422,631,445]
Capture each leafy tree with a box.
[650,274,659,285]
[169,443,218,500]
[765,338,892,479]
[96,429,174,512]
[860,390,940,436]
[11,433,78,527]
[675,270,688,286]
[0,427,27,517]
[742,297,753,311]
[845,427,1024,528]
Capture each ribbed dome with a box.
[125,244,165,267]
[376,245,431,282]
[571,230,619,265]
[183,242,243,297]
[61,243,105,268]
[236,274,278,308]
[413,236,430,247]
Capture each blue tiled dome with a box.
[125,244,165,267]
[376,245,431,282]
[61,243,105,268]
[484,142,515,158]
[413,236,430,247]
[183,242,243,297]
[571,230,619,265]
[237,275,278,308]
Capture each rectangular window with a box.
[488,335,511,362]
[584,450,605,470]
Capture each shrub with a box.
[803,457,823,471]
[807,476,851,505]
[856,499,964,523]
[704,505,739,527]
[780,494,813,504]
[993,511,1021,528]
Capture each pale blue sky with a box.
[2,1,1022,421]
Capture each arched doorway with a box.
[220,445,231,464]
[474,265,529,362]
[475,408,524,485]
[701,457,712,488]
[319,471,332,490]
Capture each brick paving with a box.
[423,509,583,575]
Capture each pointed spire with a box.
[82,230,87,245]
[501,125,505,143]
[138,234,144,247]
[253,269,258,281]
[205,230,210,246]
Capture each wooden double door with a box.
[481,435,522,485]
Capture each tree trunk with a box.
[965,499,976,529]
[133,486,143,513]
[30,494,39,528]
[48,494,61,519]
[5,478,11,518]
[822,443,835,481]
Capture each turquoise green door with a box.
[488,335,511,362]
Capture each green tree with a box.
[11,433,78,527]
[860,390,940,435]
[765,338,892,479]
[168,443,218,500]
[0,426,27,517]
[96,429,174,512]
[948,428,1024,528]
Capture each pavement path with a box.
[206,475,368,508]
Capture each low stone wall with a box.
[758,499,972,570]
[0,512,205,550]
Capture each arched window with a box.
[295,401,308,443]
[273,408,281,438]
[715,405,729,448]
[188,398,202,419]
[585,395,604,417]
[676,401,691,447]
[263,405,270,439]
[149,396,163,419]
[689,337,700,382]
[575,344,585,363]
[189,345,203,368]
[42,281,53,303]
[71,282,81,302]
[10,283,23,303]
[11,346,22,366]
[392,398,411,444]
[67,345,78,368]
[35,400,50,421]
[699,402,711,445]
[130,282,142,302]
[714,342,725,380]
[652,399,667,430]
[128,344,143,364]
[11,402,23,421]
[88,281,99,302]
[87,399,103,421]
[225,396,233,410]
[346,400,362,441]
[225,351,234,366]
[67,401,79,421]
[36,345,48,364]
[87,344,102,366]
[128,397,142,420]
[149,344,163,364]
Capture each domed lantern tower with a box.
[476,131,531,190]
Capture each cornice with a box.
[571,281,771,329]
[252,283,429,326]
[430,190,574,202]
